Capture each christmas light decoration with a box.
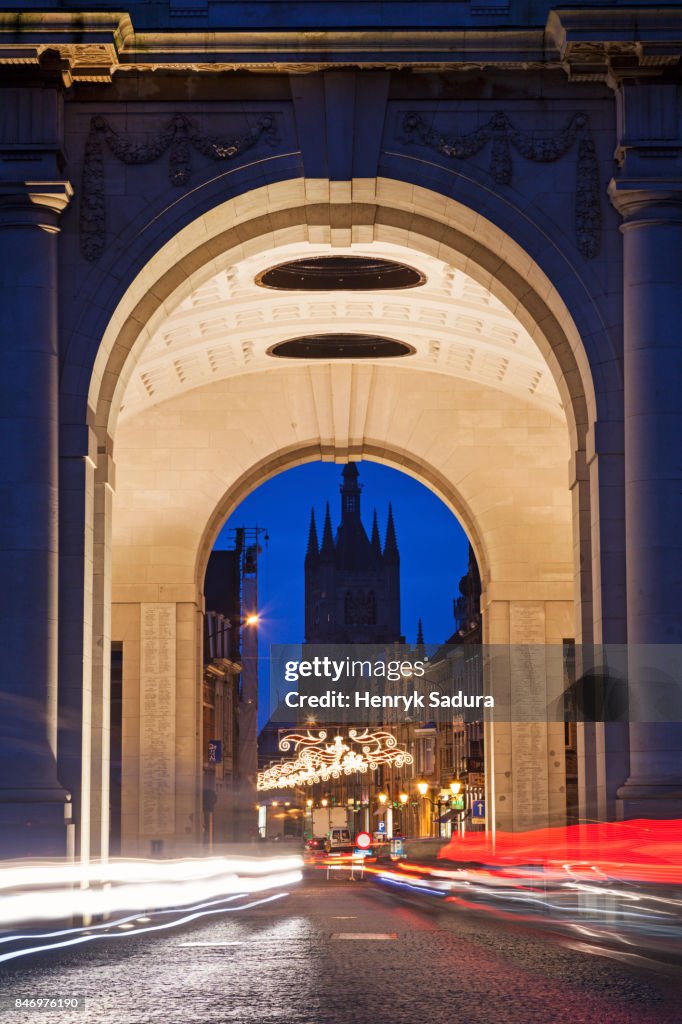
[257,729,414,792]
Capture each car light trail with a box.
[0,856,302,891]
[0,892,290,965]
[0,893,249,947]
[0,856,303,928]
[0,868,302,927]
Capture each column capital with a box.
[0,180,73,229]
[608,178,682,227]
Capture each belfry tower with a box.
[304,464,402,644]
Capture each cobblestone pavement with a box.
[1,874,681,1024]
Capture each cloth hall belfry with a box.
[304,465,403,645]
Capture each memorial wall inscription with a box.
[139,603,176,836]
[509,603,549,830]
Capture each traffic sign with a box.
[471,799,485,823]
[355,831,372,849]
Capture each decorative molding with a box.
[402,110,601,259]
[2,9,682,77]
[547,9,682,83]
[79,113,278,261]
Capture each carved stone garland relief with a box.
[401,111,602,259]
[78,108,601,263]
[79,113,279,261]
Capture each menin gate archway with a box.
[76,177,612,859]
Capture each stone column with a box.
[0,180,73,855]
[609,178,682,816]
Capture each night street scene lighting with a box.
[0,1,681,1023]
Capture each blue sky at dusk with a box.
[213,462,471,723]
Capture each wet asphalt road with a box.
[1,872,681,1024]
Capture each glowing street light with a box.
[321,798,328,808]
[378,792,388,806]
[399,793,409,805]
[450,779,462,797]
[245,613,259,626]
[306,798,313,808]
[416,780,429,797]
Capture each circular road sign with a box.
[355,831,372,849]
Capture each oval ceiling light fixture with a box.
[256,256,425,291]
[268,334,414,359]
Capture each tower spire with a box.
[340,462,362,523]
[320,501,335,559]
[383,502,399,562]
[305,508,319,564]
[416,618,424,646]
[370,508,382,561]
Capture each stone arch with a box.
[71,173,613,855]
[70,177,609,455]
[110,361,573,850]
[193,441,490,598]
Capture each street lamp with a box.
[321,796,331,831]
[415,782,457,838]
[398,792,409,835]
[416,780,431,836]
[449,776,469,837]
[376,791,391,840]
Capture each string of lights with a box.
[257,729,413,791]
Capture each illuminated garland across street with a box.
[257,729,414,791]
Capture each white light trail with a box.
[0,893,289,965]
[0,856,302,927]
[0,855,302,891]
[0,869,301,927]
[0,894,247,946]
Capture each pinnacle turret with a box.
[370,508,382,561]
[320,501,335,559]
[305,508,319,565]
[383,502,399,562]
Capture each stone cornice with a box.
[0,8,680,80]
[547,7,682,83]
[0,15,547,78]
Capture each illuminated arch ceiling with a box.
[119,243,563,422]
